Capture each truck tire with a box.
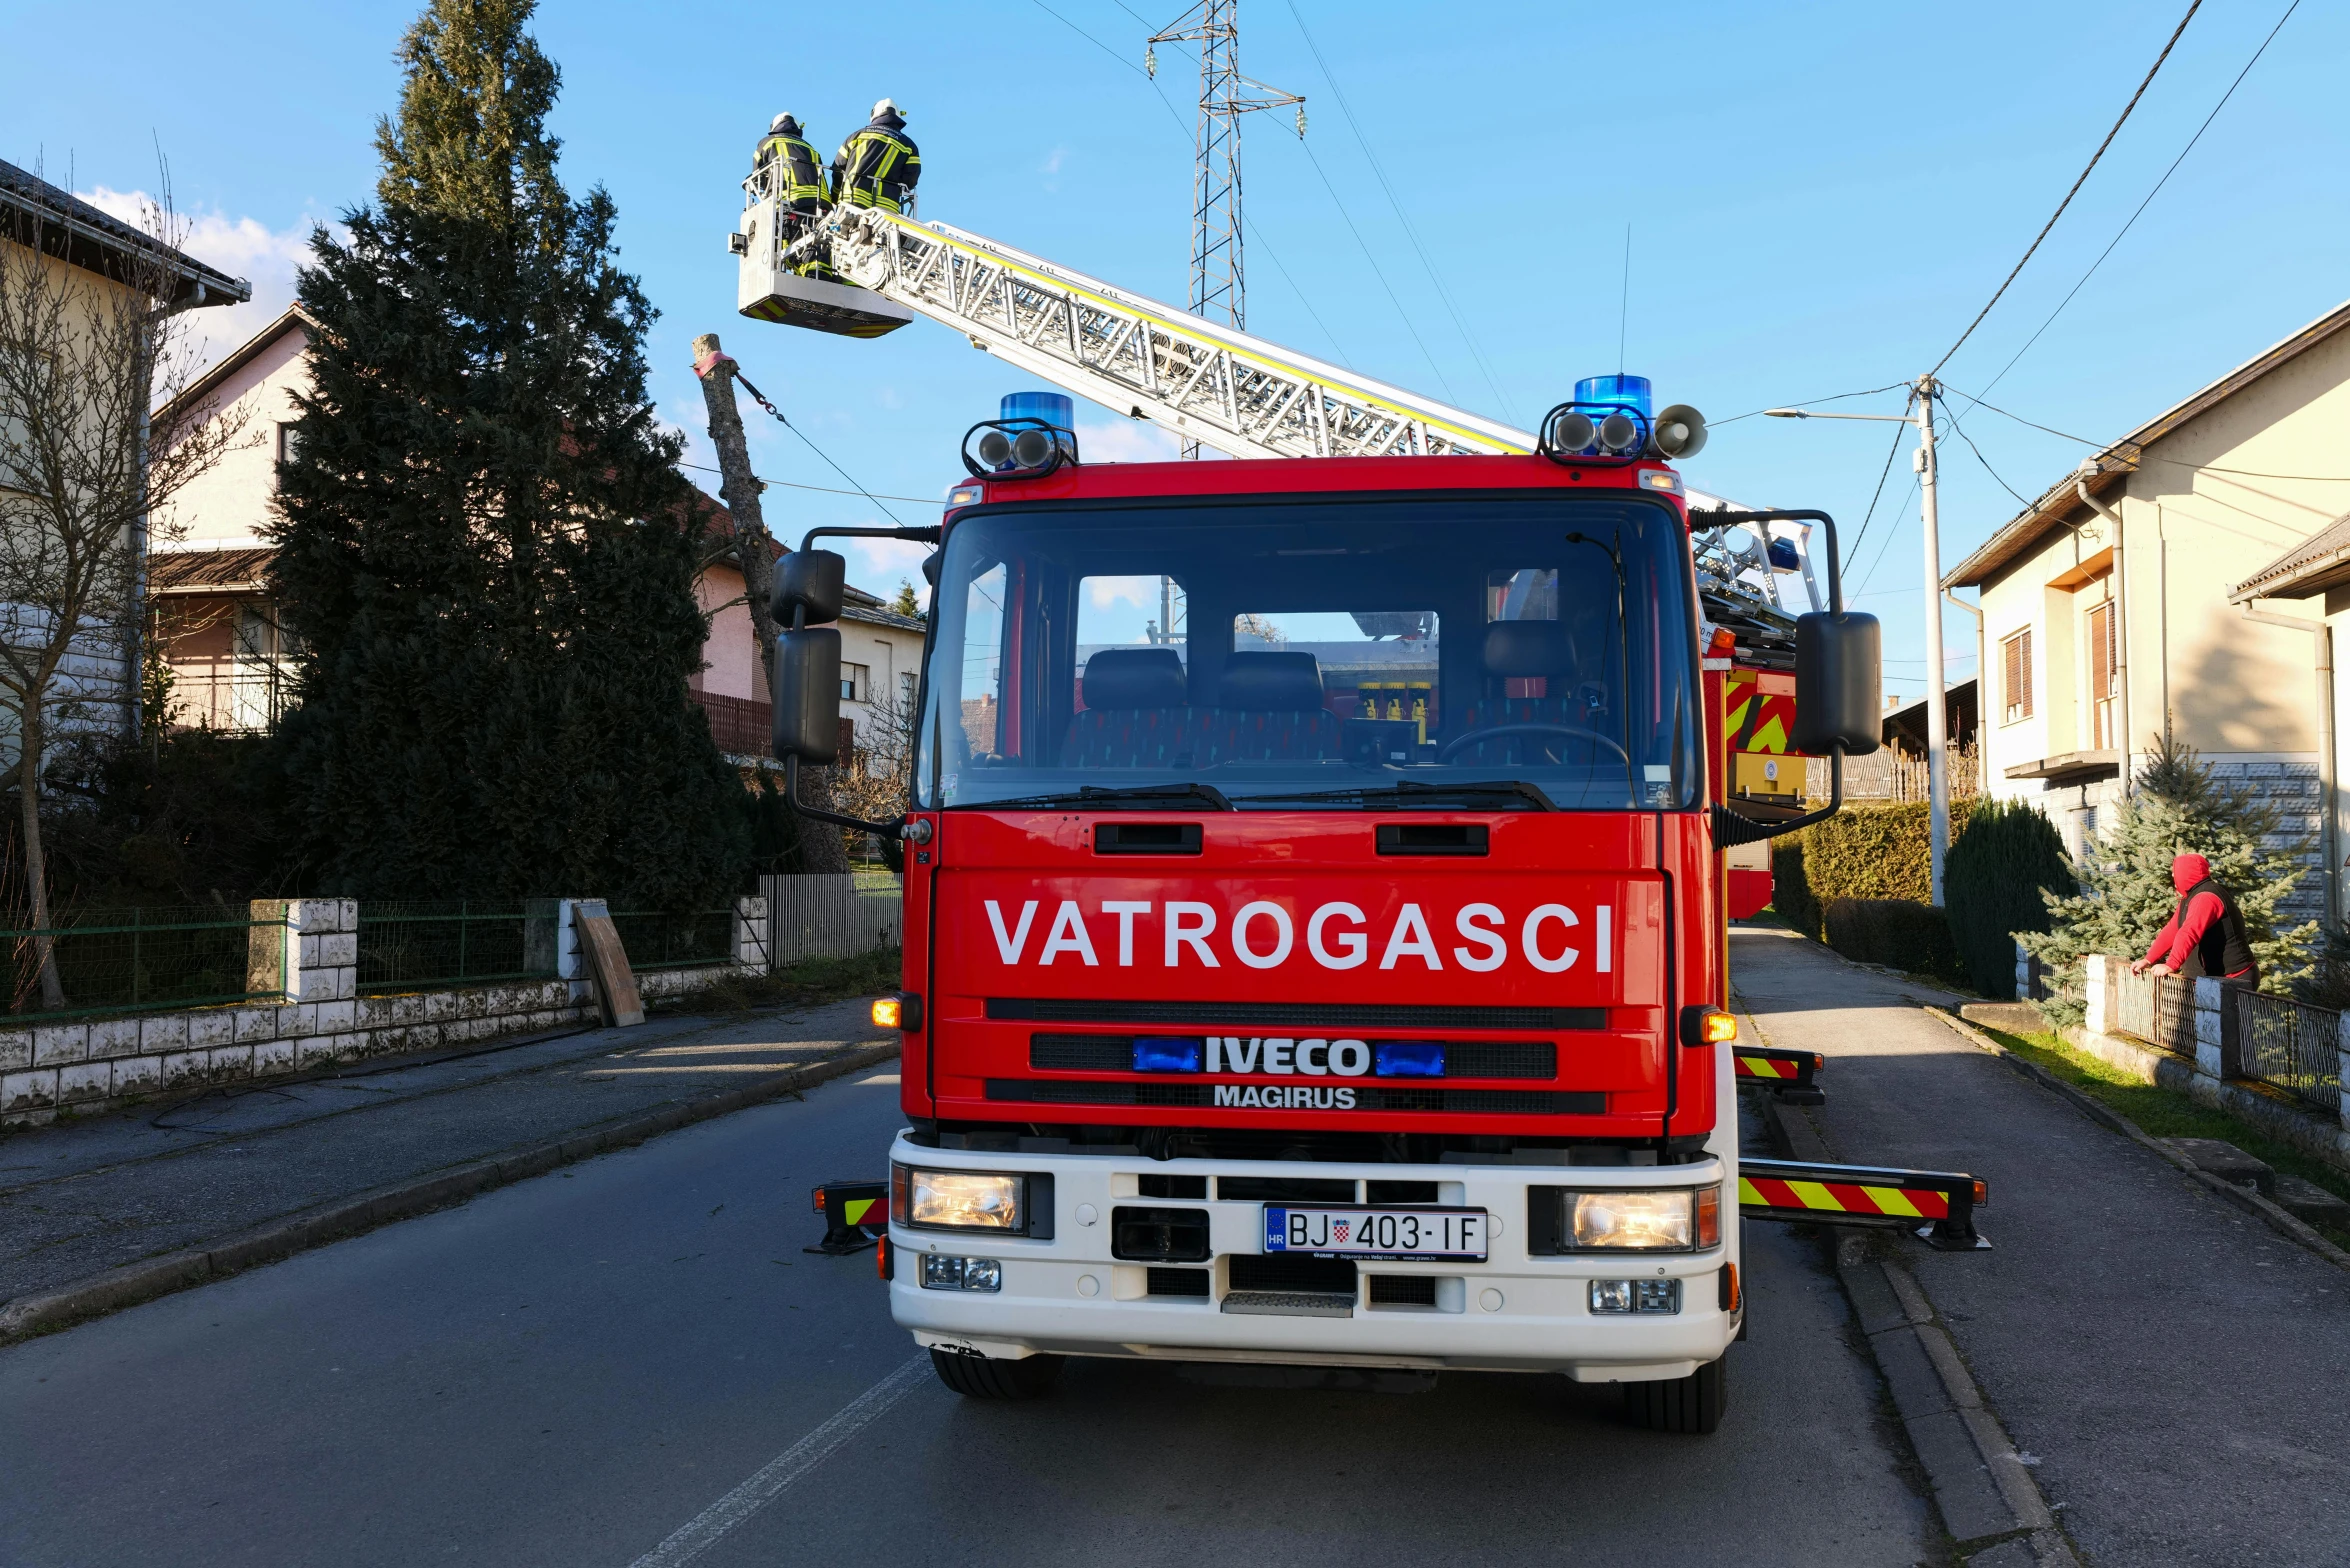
[928,1347,1065,1399]
[1623,1356,1727,1434]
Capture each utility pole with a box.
[1914,374,1949,907]
[1148,0,1304,459]
[1765,377,1954,905]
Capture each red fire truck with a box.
[765,396,1910,1433]
[737,196,1984,1434]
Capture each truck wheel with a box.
[929,1347,1065,1399]
[1623,1356,1727,1434]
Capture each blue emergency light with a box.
[1132,1037,1202,1073]
[1375,1042,1447,1078]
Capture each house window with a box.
[2001,628,2033,724]
[2086,599,2117,749]
[274,422,302,466]
[841,662,869,703]
[898,670,918,715]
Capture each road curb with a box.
[1919,1005,2350,1276]
[1752,1090,2078,1568]
[0,1042,901,1346]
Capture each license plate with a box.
[1262,1206,1489,1261]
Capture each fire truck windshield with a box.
[915,493,1701,812]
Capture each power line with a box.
[677,461,938,506]
[1839,397,1917,575]
[1711,381,1910,429]
[1935,395,2031,507]
[1932,0,2203,375]
[1279,0,1515,420]
[1294,133,1459,399]
[1942,385,2350,482]
[727,370,905,525]
[1967,0,2301,402]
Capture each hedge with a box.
[1822,898,1966,985]
[1770,800,1977,941]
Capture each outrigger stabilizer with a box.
[1731,1049,1990,1249]
[807,1179,889,1255]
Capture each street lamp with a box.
[1764,376,1951,906]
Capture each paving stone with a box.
[1904,1407,2016,1543]
[2273,1173,2350,1229]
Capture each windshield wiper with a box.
[973,782,1235,812]
[1236,779,1557,811]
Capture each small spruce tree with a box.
[891,580,922,619]
[2019,734,2320,1024]
[271,0,744,905]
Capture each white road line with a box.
[628,1353,931,1567]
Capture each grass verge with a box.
[1973,1021,2350,1249]
[656,947,901,1015]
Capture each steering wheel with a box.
[1436,723,1631,765]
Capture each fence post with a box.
[2192,977,2245,1082]
[734,895,770,974]
[2337,1008,2350,1134]
[247,899,295,1003]
[2083,955,2109,1037]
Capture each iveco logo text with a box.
[981,899,1613,974]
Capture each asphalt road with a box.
[0,1065,1934,1568]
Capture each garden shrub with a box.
[1822,897,1965,984]
[1942,797,2073,999]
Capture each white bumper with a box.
[886,1135,1740,1379]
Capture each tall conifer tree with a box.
[272,0,744,904]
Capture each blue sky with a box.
[12,0,2347,695]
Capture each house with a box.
[1943,297,2350,924]
[146,307,929,762]
[0,158,249,742]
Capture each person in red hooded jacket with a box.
[2132,852,2258,985]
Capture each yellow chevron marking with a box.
[1737,1178,1766,1206]
[842,1198,878,1225]
[1784,1180,1844,1212]
[1749,715,1790,754]
[1860,1186,1922,1218]
[1738,1056,1790,1078]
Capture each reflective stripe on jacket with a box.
[754,134,828,211]
[831,118,921,212]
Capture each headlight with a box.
[1548,1186,1722,1251]
[899,1166,1025,1232]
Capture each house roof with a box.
[155,305,317,430]
[1942,294,2350,590]
[151,546,275,595]
[0,159,251,309]
[2230,510,2350,603]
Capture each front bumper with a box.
[886,1135,1740,1378]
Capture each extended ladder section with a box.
[733,188,1817,627]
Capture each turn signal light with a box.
[1680,1006,1738,1046]
[872,994,923,1031]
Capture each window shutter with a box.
[2020,629,2033,718]
[2088,603,2112,700]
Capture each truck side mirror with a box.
[772,549,846,627]
[772,627,843,762]
[1791,610,1882,756]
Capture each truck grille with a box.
[1223,1254,1357,1317]
[1028,1035,1558,1079]
[984,1080,1603,1114]
[992,998,1605,1031]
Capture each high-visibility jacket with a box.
[754,132,828,213]
[830,114,921,213]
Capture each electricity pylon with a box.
[1148,0,1304,457]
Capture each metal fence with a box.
[357,901,555,994]
[764,873,902,963]
[2236,988,2344,1116]
[2107,964,2198,1057]
[606,907,737,972]
[0,905,290,1023]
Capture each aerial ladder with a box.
[730,187,1821,677]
